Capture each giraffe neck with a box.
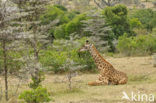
[89,44,111,68]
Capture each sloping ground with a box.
[1,56,156,103]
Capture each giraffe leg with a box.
[98,75,109,85]
[88,75,109,86]
[118,77,127,84]
[88,80,103,86]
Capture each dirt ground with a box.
[1,56,156,103]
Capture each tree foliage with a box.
[103,5,134,39]
[117,34,156,56]
[129,9,156,31]
[82,10,115,52]
[65,14,87,38]
[40,37,96,73]
[0,0,29,100]
[40,5,80,40]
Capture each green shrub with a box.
[29,71,45,89]
[39,38,96,73]
[102,5,133,39]
[40,6,81,40]
[65,14,87,37]
[129,9,156,31]
[117,34,156,56]
[19,86,51,103]
[152,27,156,35]
[77,51,96,72]
[40,6,69,25]
[129,18,142,29]
[40,50,67,73]
[53,5,67,11]
[0,46,2,73]
[0,45,24,74]
[54,24,67,39]
[67,11,80,20]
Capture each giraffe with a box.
[78,40,128,86]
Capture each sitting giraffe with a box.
[79,40,128,86]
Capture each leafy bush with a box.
[0,47,2,73]
[40,5,81,40]
[152,27,156,35]
[66,11,80,20]
[40,6,69,25]
[19,86,51,103]
[103,5,133,39]
[129,9,156,31]
[117,34,156,56]
[29,71,45,89]
[129,18,142,29]
[40,50,67,73]
[0,45,23,74]
[39,37,96,73]
[65,14,87,37]
[53,5,67,11]
[54,24,66,39]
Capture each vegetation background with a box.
[0,0,156,103]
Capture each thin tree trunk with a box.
[2,40,8,101]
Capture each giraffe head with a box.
[79,40,92,52]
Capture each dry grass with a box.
[1,56,156,103]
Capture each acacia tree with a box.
[82,10,115,52]
[94,0,122,8]
[0,0,28,101]
[15,0,56,90]
[53,35,85,90]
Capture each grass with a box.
[1,56,156,103]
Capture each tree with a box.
[130,9,156,31]
[16,0,52,102]
[103,5,133,39]
[16,0,53,89]
[94,0,122,9]
[0,0,28,101]
[65,14,87,38]
[82,10,115,52]
[54,35,86,90]
[40,5,69,40]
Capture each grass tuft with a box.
[128,74,150,83]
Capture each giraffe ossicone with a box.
[78,40,128,86]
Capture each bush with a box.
[65,14,87,38]
[0,45,24,74]
[19,86,51,103]
[117,34,156,56]
[129,18,142,29]
[66,11,80,20]
[129,9,156,31]
[39,38,96,73]
[53,5,67,11]
[102,5,133,39]
[40,6,80,40]
[54,24,66,39]
[40,6,69,25]
[40,50,67,73]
